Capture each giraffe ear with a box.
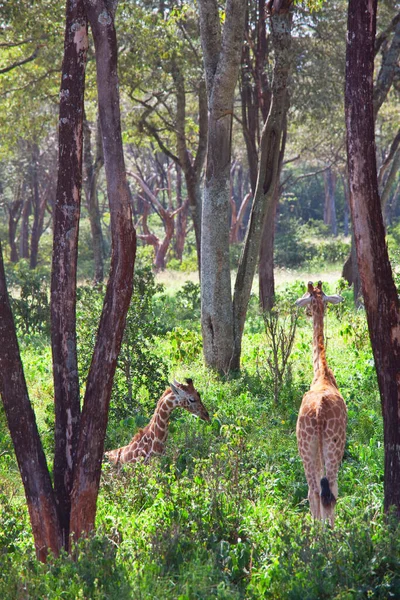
[323,293,344,305]
[295,293,312,307]
[170,381,184,398]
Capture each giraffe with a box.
[105,378,210,465]
[295,281,347,526]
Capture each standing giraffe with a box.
[105,378,210,465]
[295,281,347,526]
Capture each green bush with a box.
[6,260,50,336]
[76,266,169,444]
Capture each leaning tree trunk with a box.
[345,0,400,516]
[51,0,88,548]
[232,3,293,370]
[70,0,136,539]
[0,243,62,561]
[199,0,246,372]
[258,113,288,312]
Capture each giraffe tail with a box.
[320,476,336,508]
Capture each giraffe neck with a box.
[312,308,329,383]
[146,389,178,444]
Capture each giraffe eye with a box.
[188,396,196,403]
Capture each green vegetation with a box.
[1,236,399,598]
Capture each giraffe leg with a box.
[299,436,322,520]
[321,441,341,526]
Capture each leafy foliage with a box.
[6,260,50,336]
[76,267,169,444]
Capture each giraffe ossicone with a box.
[105,378,210,466]
[295,280,347,526]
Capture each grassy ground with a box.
[1,265,399,599]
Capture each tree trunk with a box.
[258,184,279,311]
[29,143,43,269]
[70,0,136,539]
[232,3,293,370]
[345,0,400,516]
[173,68,207,273]
[0,242,62,561]
[51,0,88,548]
[174,166,188,261]
[8,181,23,263]
[258,114,287,312]
[323,167,337,236]
[380,147,400,223]
[20,195,30,260]
[83,116,105,283]
[199,0,246,372]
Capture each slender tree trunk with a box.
[323,167,337,236]
[232,4,293,369]
[20,195,30,260]
[258,184,279,311]
[346,0,400,516]
[8,182,23,263]
[174,70,207,273]
[29,143,42,269]
[258,114,287,311]
[380,148,400,223]
[199,0,246,372]
[51,0,88,548]
[83,115,105,283]
[174,166,188,261]
[0,242,62,561]
[70,0,136,539]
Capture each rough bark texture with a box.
[346,0,400,516]
[51,0,88,548]
[0,243,62,561]
[199,0,246,372]
[232,4,293,369]
[70,0,136,539]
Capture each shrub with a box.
[76,267,169,442]
[6,260,50,336]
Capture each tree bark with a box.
[323,166,337,236]
[174,166,188,261]
[20,195,30,260]
[258,113,287,311]
[345,0,400,516]
[70,0,136,539]
[199,0,246,372]
[0,242,62,561]
[7,181,23,263]
[232,3,293,369]
[83,116,105,283]
[51,0,88,548]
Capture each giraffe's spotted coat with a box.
[296,282,347,526]
[105,379,210,465]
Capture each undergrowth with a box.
[0,276,398,599]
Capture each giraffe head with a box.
[170,378,210,422]
[295,281,343,314]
